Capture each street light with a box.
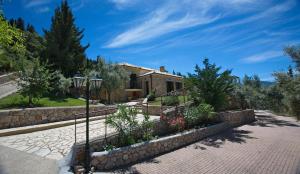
[73,74,102,173]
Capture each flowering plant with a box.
[160,113,185,132]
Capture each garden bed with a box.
[90,122,229,170]
[73,109,255,172]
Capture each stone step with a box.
[0,114,108,137]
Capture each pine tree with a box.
[26,24,35,33]
[44,1,89,77]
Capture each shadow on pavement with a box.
[104,158,160,174]
[195,128,256,149]
[250,114,299,128]
[108,167,141,174]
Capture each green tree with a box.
[243,75,261,89]
[8,17,45,63]
[44,1,88,77]
[185,58,236,111]
[94,57,128,104]
[273,72,300,119]
[284,45,300,71]
[0,16,25,72]
[24,26,45,60]
[240,75,269,109]
[17,58,51,106]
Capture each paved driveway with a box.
[0,145,58,174]
[108,111,300,174]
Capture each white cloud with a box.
[205,0,295,32]
[24,0,50,8]
[36,7,50,13]
[241,51,283,63]
[105,0,296,48]
[108,0,138,9]
[105,0,258,48]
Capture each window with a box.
[130,74,138,88]
[166,81,174,93]
[176,82,182,90]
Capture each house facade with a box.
[105,63,184,102]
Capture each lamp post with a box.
[73,74,102,173]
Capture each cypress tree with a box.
[44,1,88,77]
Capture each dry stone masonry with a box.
[89,109,255,171]
[0,105,116,129]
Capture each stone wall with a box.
[73,109,255,172]
[218,109,255,127]
[90,122,230,170]
[73,119,168,164]
[0,105,117,129]
[142,104,172,116]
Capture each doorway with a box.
[145,81,149,96]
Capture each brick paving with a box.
[108,111,300,174]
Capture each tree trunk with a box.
[29,95,33,107]
[108,90,111,104]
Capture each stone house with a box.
[101,63,184,102]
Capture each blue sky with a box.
[3,0,300,81]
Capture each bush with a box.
[184,103,215,128]
[49,71,71,96]
[140,113,154,141]
[58,75,72,95]
[105,105,154,146]
[162,96,179,106]
[105,105,138,146]
[147,91,155,101]
[160,112,185,132]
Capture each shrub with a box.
[160,111,185,132]
[147,91,156,101]
[105,105,138,146]
[162,96,179,106]
[140,113,154,141]
[49,71,71,96]
[103,144,115,151]
[184,106,200,128]
[197,103,215,123]
[105,105,155,146]
[168,115,185,132]
[184,103,215,128]
[58,75,72,95]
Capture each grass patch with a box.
[0,93,85,109]
[148,95,189,106]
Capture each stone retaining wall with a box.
[142,104,172,115]
[73,119,168,164]
[91,122,230,170]
[86,109,255,171]
[218,109,255,127]
[0,105,117,129]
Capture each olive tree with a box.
[17,58,51,106]
[94,57,128,104]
